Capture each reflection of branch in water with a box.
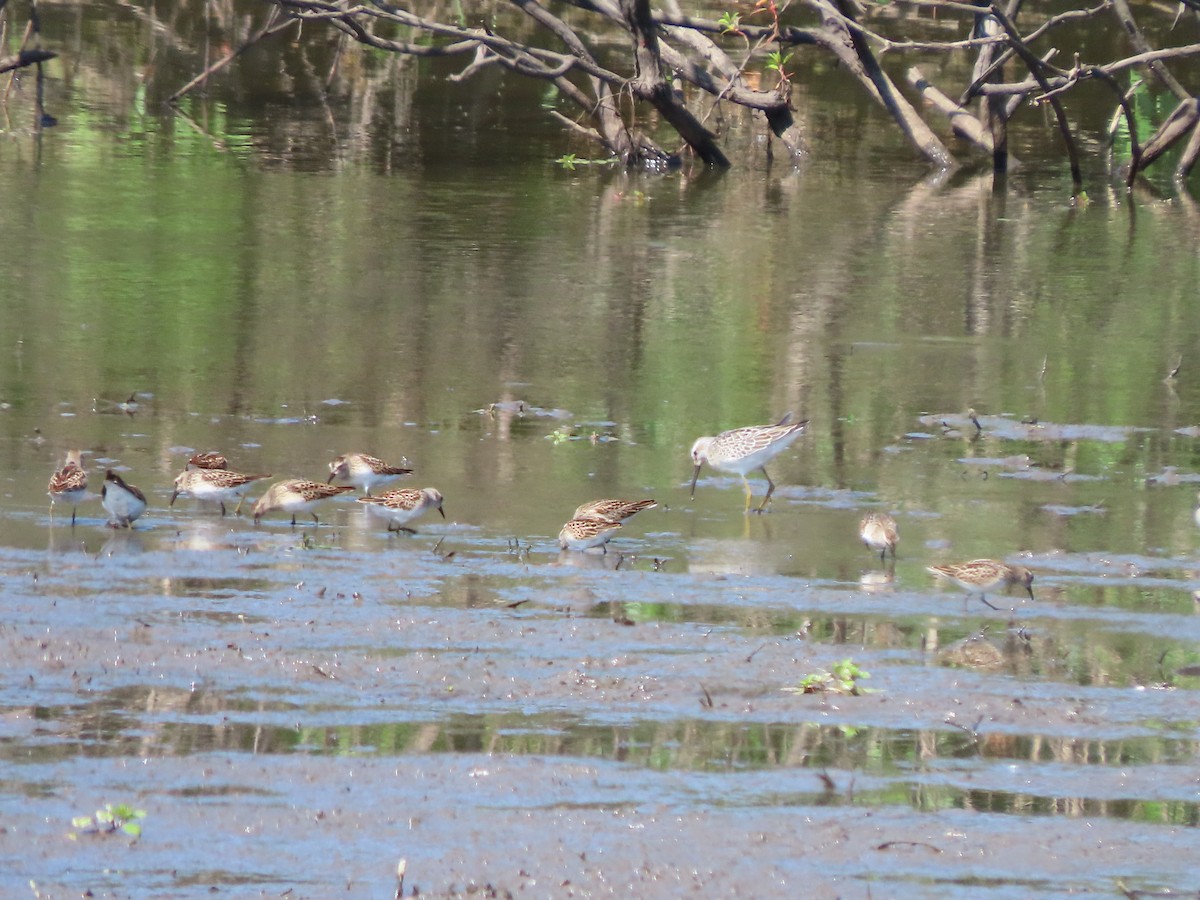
[170,105,232,153]
[167,8,298,104]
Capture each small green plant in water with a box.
[787,658,872,696]
[70,803,146,839]
[765,49,794,86]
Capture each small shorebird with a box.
[558,517,622,553]
[689,413,809,512]
[572,498,658,523]
[101,469,147,528]
[927,559,1035,610]
[327,453,413,496]
[171,469,272,516]
[357,487,445,533]
[252,479,354,526]
[48,450,88,525]
[859,511,898,561]
[187,451,228,471]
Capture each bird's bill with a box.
[438,507,446,519]
[325,472,335,484]
[1026,585,1035,601]
[169,490,179,506]
[689,464,702,499]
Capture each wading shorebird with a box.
[171,469,272,517]
[48,450,88,525]
[558,517,622,554]
[357,487,445,534]
[101,469,147,528]
[252,479,355,526]
[327,453,413,496]
[927,559,1035,610]
[859,511,898,562]
[689,413,809,512]
[571,498,657,523]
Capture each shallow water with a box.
[4,3,1200,897]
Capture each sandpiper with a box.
[327,453,413,496]
[357,487,445,533]
[171,469,272,516]
[48,450,88,525]
[187,451,229,471]
[572,498,658,523]
[101,469,147,528]
[252,479,355,526]
[689,413,808,511]
[927,559,1034,610]
[558,517,622,553]
[859,511,898,562]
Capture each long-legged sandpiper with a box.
[357,487,445,533]
[690,413,808,512]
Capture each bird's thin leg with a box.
[311,513,320,525]
[756,467,776,513]
[220,502,227,517]
[234,498,245,516]
[290,514,298,527]
[71,508,77,526]
[980,595,999,611]
[741,477,753,513]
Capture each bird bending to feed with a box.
[187,450,229,471]
[357,487,445,533]
[171,469,272,516]
[48,449,88,525]
[690,413,809,512]
[327,453,413,496]
[252,479,355,526]
[572,498,657,523]
[926,559,1034,610]
[101,469,147,528]
[859,511,898,562]
[558,517,622,553]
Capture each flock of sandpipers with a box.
[47,450,444,533]
[45,412,1035,610]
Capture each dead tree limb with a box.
[0,48,56,74]
[988,4,1083,190]
[808,0,954,167]
[619,0,728,166]
[1138,98,1200,170]
[1110,0,1190,101]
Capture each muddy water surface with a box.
[4,3,1200,896]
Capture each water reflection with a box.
[6,4,1200,894]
